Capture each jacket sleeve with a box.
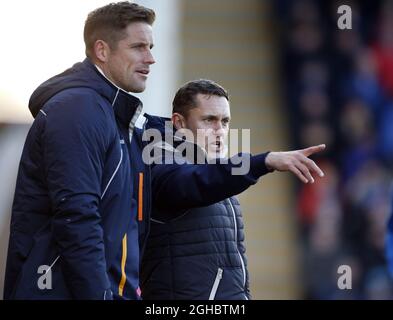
[152,152,272,210]
[42,90,113,299]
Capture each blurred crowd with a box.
[276,0,393,299]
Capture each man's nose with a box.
[214,124,225,137]
[145,49,155,65]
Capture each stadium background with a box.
[0,0,392,299]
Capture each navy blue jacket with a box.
[140,115,271,299]
[4,59,151,300]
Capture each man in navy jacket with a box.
[4,2,155,300]
[140,79,325,299]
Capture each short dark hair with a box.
[172,79,229,117]
[84,1,155,58]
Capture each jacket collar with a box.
[143,113,209,163]
[29,58,143,128]
[88,59,143,129]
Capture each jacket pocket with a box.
[208,268,223,300]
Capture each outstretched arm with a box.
[152,144,326,210]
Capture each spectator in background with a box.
[278,0,393,299]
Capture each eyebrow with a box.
[130,42,154,49]
[202,115,231,120]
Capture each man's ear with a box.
[172,113,186,130]
[93,40,110,63]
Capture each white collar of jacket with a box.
[95,64,143,133]
[94,64,130,97]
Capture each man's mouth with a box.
[136,69,149,77]
[211,140,223,151]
